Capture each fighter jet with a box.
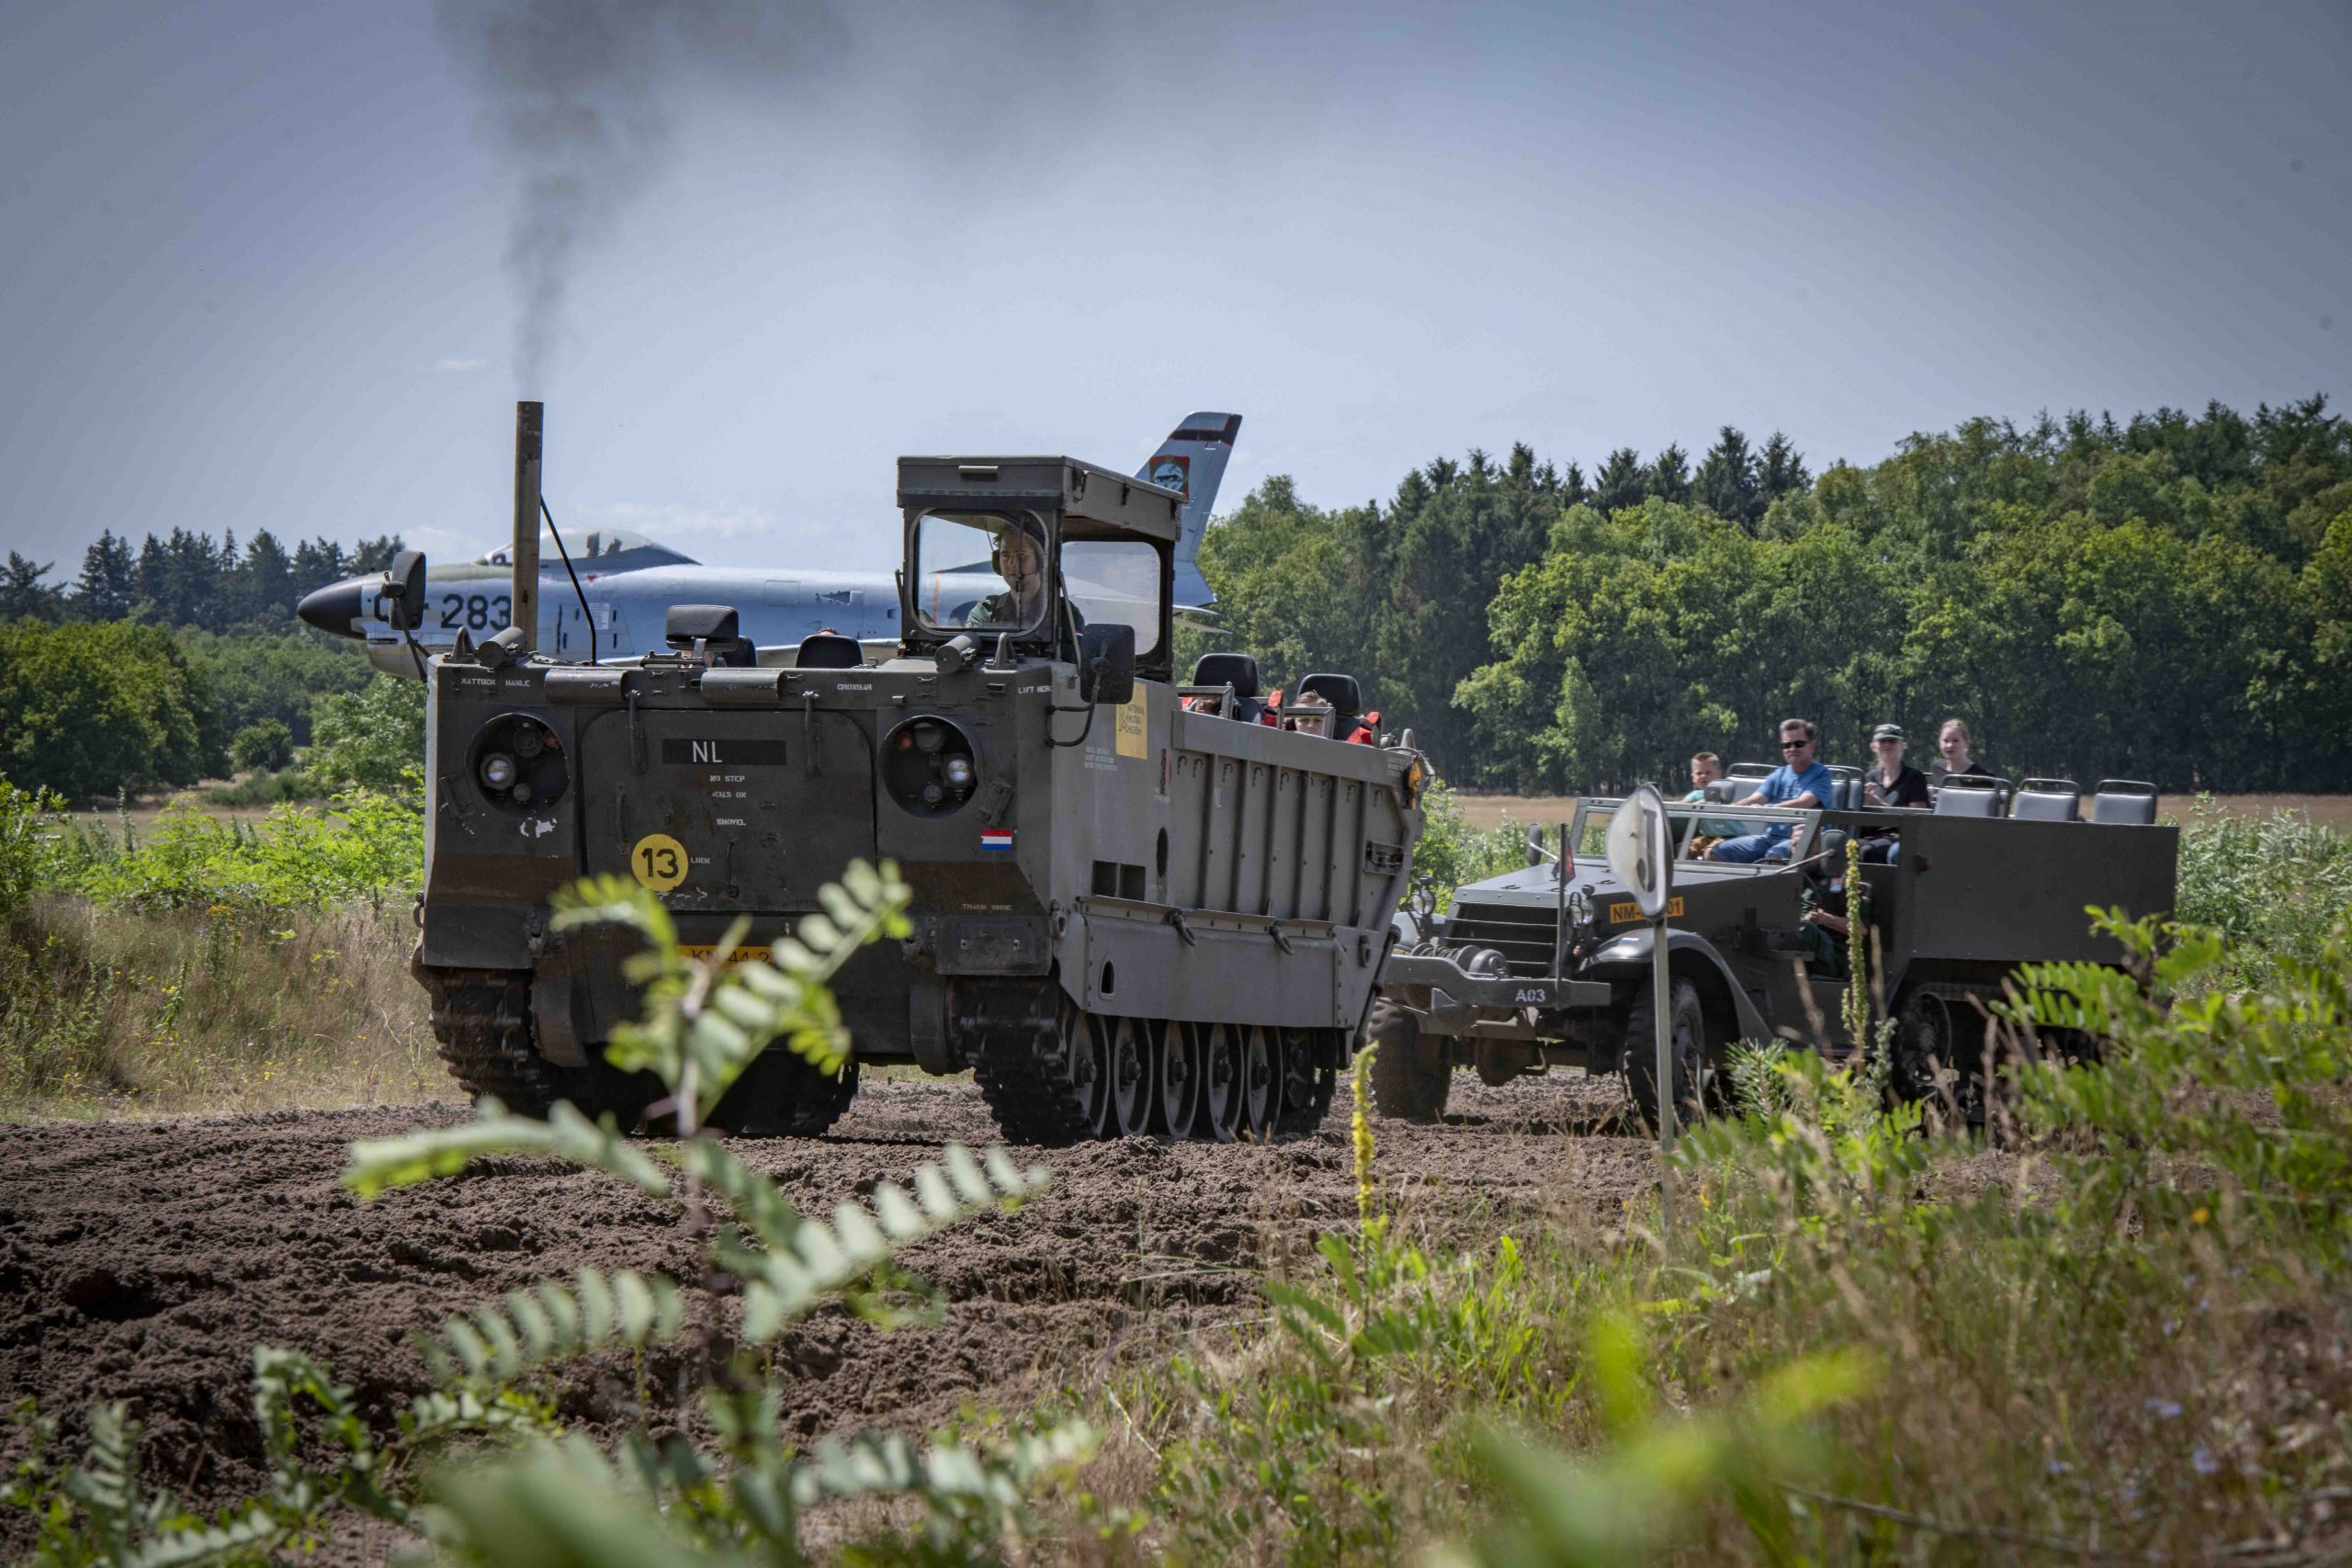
[298,413,1241,675]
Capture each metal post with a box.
[1652,912,1675,1156]
[512,400,542,653]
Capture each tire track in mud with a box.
[0,1074,1652,1534]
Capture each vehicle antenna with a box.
[538,495,600,663]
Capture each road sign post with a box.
[1605,784,1679,1213]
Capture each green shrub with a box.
[229,717,296,773]
[72,793,423,914]
[0,620,222,796]
[307,673,425,795]
[1411,780,1530,908]
[0,777,73,917]
[2172,797,2352,986]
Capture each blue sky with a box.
[2,1,2345,580]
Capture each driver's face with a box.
[999,530,1042,594]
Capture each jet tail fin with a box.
[1136,412,1241,611]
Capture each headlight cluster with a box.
[882,716,978,818]
[470,714,567,814]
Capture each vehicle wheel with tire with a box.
[1621,976,1709,1134]
[1366,998,1450,1122]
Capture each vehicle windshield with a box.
[1573,800,1818,863]
[1062,538,1162,657]
[910,510,1050,636]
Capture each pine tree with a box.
[1647,443,1691,504]
[1593,448,1647,513]
[1693,425,1760,529]
[1560,461,1590,509]
[75,532,137,620]
[1,554,62,621]
[1757,432,1812,502]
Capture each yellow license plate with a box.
[677,944,775,966]
[1607,897,1684,922]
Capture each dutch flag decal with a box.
[979,829,1013,852]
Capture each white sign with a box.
[1605,784,1674,920]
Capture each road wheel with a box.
[1238,1024,1280,1141]
[1893,988,1991,1124]
[1157,1021,1204,1139]
[1621,976,1709,1134]
[1194,1022,1241,1143]
[1366,999,1450,1122]
[706,1052,860,1137]
[1107,1016,1157,1137]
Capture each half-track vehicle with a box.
[406,408,1429,1145]
[1368,778,2177,1122]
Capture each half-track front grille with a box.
[1445,900,1559,977]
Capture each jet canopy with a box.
[477,525,695,569]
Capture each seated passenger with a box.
[1707,718,1833,863]
[1859,722,1930,863]
[1929,717,1996,788]
[1681,751,1743,855]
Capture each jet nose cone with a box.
[297,580,366,638]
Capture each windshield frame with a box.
[906,506,1057,642]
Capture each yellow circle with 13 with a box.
[630,832,688,892]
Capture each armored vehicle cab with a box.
[1370,787,2177,1123]
[413,421,1427,1145]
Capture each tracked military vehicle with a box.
[403,405,1428,1144]
[1369,782,2177,1123]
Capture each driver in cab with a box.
[966,522,1051,629]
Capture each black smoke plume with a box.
[435,0,829,391]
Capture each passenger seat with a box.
[2089,779,2160,825]
[1933,781,2003,818]
[2009,778,2083,822]
[1187,652,1266,723]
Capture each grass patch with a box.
[0,897,436,1119]
[1070,914,2352,1562]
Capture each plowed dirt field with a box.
[0,1073,1652,1552]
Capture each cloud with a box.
[434,356,490,373]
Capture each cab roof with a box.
[896,456,1183,543]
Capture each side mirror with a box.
[1077,624,1136,706]
[379,550,427,631]
[1525,825,1547,867]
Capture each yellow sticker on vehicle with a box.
[630,832,688,892]
[1608,896,1684,922]
[1115,691,1148,759]
[678,944,773,967]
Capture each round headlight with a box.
[944,756,975,789]
[481,752,517,790]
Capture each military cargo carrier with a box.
[406,407,1429,1144]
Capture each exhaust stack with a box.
[511,400,542,654]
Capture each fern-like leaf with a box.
[418,1269,684,1389]
[787,1416,1100,1517]
[729,1144,1048,1342]
[342,1100,672,1201]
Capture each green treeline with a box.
[1,525,403,632]
[1199,398,2352,793]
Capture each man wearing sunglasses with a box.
[1706,718,1834,863]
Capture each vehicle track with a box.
[0,1072,1650,1546]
